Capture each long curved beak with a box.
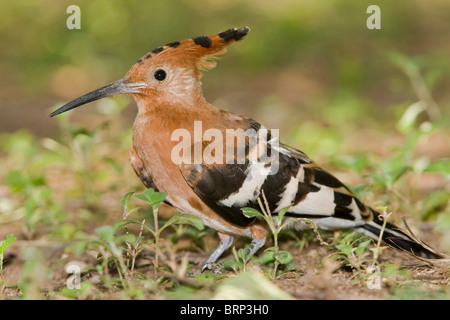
[49,77,145,117]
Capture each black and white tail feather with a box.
[180,120,444,261]
[357,210,443,259]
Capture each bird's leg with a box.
[244,223,267,262]
[245,236,266,262]
[201,232,234,271]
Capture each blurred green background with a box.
[1,0,449,137]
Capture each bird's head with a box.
[49,27,249,117]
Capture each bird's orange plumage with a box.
[127,27,269,247]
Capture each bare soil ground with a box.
[1,221,448,300]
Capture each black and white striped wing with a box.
[179,129,372,229]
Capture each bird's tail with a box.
[359,209,444,260]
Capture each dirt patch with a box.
[1,231,448,300]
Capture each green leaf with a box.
[260,251,275,265]
[343,231,357,243]
[389,165,410,185]
[336,244,354,257]
[274,204,291,225]
[160,213,204,233]
[424,159,450,177]
[113,219,143,232]
[133,272,147,280]
[0,234,17,256]
[5,170,27,192]
[119,233,137,245]
[274,251,293,265]
[237,248,247,261]
[94,225,115,242]
[241,207,264,219]
[397,101,426,134]
[420,190,450,219]
[223,258,240,272]
[376,206,388,213]
[134,188,166,210]
[285,262,296,272]
[355,240,372,255]
[121,191,135,207]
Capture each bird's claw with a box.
[201,262,222,273]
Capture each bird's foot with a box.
[200,262,223,273]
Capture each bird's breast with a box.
[130,113,253,237]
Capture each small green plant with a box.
[371,206,391,262]
[241,201,292,278]
[223,247,248,273]
[92,224,128,284]
[131,188,204,277]
[0,234,16,272]
[67,188,205,286]
[18,246,50,299]
[119,190,150,277]
[242,191,323,279]
[329,231,373,271]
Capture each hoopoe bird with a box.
[50,26,443,268]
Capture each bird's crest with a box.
[129,26,250,75]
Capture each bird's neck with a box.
[132,94,222,145]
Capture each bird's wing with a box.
[178,120,372,228]
[129,146,160,190]
[130,146,171,204]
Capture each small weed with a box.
[328,230,374,272]
[223,246,248,273]
[242,191,323,279]
[65,188,204,293]
[0,234,16,272]
[371,206,391,262]
[132,188,203,278]
[19,247,50,299]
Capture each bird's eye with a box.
[154,69,166,81]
